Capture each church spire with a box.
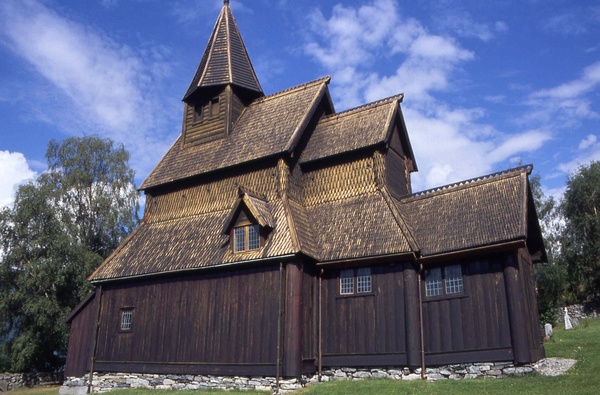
[183,0,262,101]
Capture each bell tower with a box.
[181,0,263,148]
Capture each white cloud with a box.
[304,0,550,191]
[0,151,36,208]
[579,134,597,150]
[0,0,178,182]
[556,133,600,175]
[532,62,600,100]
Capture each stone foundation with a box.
[62,361,538,394]
[556,304,600,323]
[0,372,64,391]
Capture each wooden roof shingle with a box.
[141,77,330,190]
[183,2,262,100]
[401,166,531,257]
[300,95,402,164]
[89,199,296,281]
[307,191,416,262]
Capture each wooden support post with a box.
[283,262,302,378]
[503,253,531,364]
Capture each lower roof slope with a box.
[401,166,532,257]
[89,199,295,281]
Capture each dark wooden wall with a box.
[93,264,280,376]
[321,262,411,367]
[65,293,97,377]
[516,247,545,361]
[421,250,546,366]
[385,126,411,199]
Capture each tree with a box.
[561,161,600,303]
[0,136,139,372]
[530,173,567,324]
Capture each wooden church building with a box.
[65,0,546,379]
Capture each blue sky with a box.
[0,0,599,208]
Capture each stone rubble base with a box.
[0,372,64,391]
[61,361,540,394]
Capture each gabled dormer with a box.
[182,0,263,148]
[223,188,274,253]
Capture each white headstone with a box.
[544,323,553,338]
[564,307,573,330]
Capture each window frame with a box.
[424,264,465,298]
[232,224,261,253]
[119,307,134,332]
[339,267,373,296]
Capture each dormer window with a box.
[223,189,274,254]
[233,224,260,253]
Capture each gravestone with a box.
[564,307,573,330]
[0,380,8,392]
[544,323,553,339]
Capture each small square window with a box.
[425,265,464,297]
[425,268,442,297]
[120,309,133,331]
[248,224,260,250]
[357,268,372,293]
[233,227,246,253]
[340,269,354,294]
[444,265,464,294]
[339,268,372,295]
[210,98,219,117]
[233,225,261,253]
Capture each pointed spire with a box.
[183,1,262,101]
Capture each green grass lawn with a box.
[298,318,600,395]
[11,318,600,395]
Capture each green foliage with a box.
[530,173,568,319]
[561,161,600,303]
[0,136,139,372]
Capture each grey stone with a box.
[402,374,421,381]
[545,323,553,338]
[515,367,533,374]
[503,368,516,375]
[372,371,389,379]
[426,373,445,381]
[59,385,86,395]
[439,369,452,376]
[352,371,371,379]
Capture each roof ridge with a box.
[320,93,403,121]
[252,76,330,105]
[407,164,533,200]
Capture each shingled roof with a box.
[141,77,331,190]
[300,95,403,164]
[401,165,534,257]
[89,198,296,281]
[183,1,262,100]
[307,191,417,262]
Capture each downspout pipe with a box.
[88,285,103,394]
[275,262,284,394]
[418,263,426,380]
[318,269,323,381]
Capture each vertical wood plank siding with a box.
[386,126,411,199]
[183,90,227,147]
[422,254,513,365]
[64,296,96,377]
[94,265,280,375]
[321,263,408,367]
[517,247,545,361]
